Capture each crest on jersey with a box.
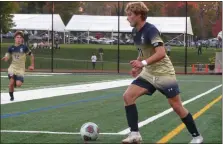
[141,35,144,44]
[155,77,159,81]
[20,48,23,53]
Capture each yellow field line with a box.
[156,95,222,144]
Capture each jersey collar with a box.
[138,22,148,32]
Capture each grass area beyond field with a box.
[0,73,222,143]
[1,43,221,72]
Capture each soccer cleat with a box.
[10,95,14,101]
[122,131,142,144]
[190,135,203,143]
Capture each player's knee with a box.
[123,93,128,102]
[16,81,22,87]
[123,92,135,105]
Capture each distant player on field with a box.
[122,2,203,144]
[1,31,35,101]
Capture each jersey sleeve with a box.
[146,27,164,48]
[5,46,12,58]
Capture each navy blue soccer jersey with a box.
[6,44,31,76]
[132,22,175,75]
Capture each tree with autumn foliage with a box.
[42,2,80,25]
[15,2,80,25]
[0,2,20,33]
[161,1,222,38]
[1,1,221,39]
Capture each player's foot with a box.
[122,131,142,144]
[190,135,203,143]
[10,95,14,101]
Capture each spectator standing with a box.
[197,42,202,55]
[91,53,97,70]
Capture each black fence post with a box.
[185,1,188,74]
[51,2,54,72]
[117,1,120,73]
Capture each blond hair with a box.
[125,2,149,21]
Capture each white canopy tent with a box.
[8,14,66,43]
[11,14,65,32]
[65,15,194,45]
[66,15,193,34]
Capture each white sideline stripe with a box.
[1,75,52,78]
[1,78,221,104]
[30,73,71,75]
[118,84,222,135]
[26,73,72,75]
[178,80,221,83]
[1,72,71,75]
[0,130,122,135]
[1,79,133,105]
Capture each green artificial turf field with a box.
[1,72,222,143]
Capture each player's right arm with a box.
[130,28,143,77]
[1,47,12,62]
[131,56,142,77]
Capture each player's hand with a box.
[130,60,144,69]
[1,57,9,62]
[130,67,142,78]
[28,65,34,70]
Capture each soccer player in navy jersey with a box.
[2,31,35,101]
[122,2,203,144]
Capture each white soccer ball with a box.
[80,122,99,141]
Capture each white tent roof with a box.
[11,14,65,32]
[65,15,194,35]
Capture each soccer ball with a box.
[80,122,99,141]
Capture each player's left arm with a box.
[25,46,35,70]
[131,27,166,68]
[28,53,35,70]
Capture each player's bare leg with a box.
[16,81,23,87]
[122,84,148,144]
[168,95,203,143]
[9,78,15,101]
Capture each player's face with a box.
[126,11,141,27]
[15,35,23,45]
